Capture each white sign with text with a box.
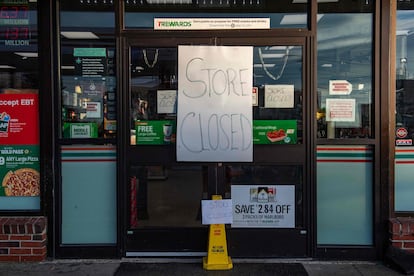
[157,90,177,114]
[264,85,294,108]
[231,185,295,228]
[326,98,356,122]
[177,45,253,162]
[201,199,233,225]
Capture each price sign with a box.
[0,1,31,47]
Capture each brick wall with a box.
[0,217,47,262]
[390,217,414,254]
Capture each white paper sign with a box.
[326,98,356,122]
[231,185,295,228]
[264,85,294,108]
[252,87,258,106]
[201,199,233,225]
[329,80,352,95]
[157,90,177,114]
[177,45,253,162]
[86,102,101,118]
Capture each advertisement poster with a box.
[74,48,107,77]
[154,18,270,30]
[177,45,253,162]
[0,1,32,47]
[63,122,98,138]
[253,120,297,144]
[135,120,175,145]
[231,185,295,228]
[0,145,39,196]
[0,93,39,197]
[0,93,38,144]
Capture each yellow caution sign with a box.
[203,195,233,270]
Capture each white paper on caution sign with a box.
[177,45,253,162]
[201,199,233,225]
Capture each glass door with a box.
[122,36,310,257]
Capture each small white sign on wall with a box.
[264,85,294,108]
[326,98,356,122]
[86,102,101,118]
[157,90,177,114]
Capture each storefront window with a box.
[60,1,116,139]
[130,45,303,146]
[317,1,373,139]
[316,1,374,246]
[395,3,414,212]
[59,1,117,245]
[124,0,308,29]
[0,0,39,210]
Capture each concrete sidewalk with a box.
[0,259,406,276]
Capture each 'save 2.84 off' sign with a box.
[231,185,295,228]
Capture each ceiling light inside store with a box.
[61,65,75,70]
[260,53,286,58]
[322,63,333,67]
[14,52,38,58]
[254,64,275,68]
[61,31,99,39]
[0,65,16,69]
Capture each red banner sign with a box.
[0,93,39,145]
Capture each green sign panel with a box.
[135,120,175,145]
[63,123,98,138]
[74,48,106,57]
[253,120,297,144]
[0,145,40,196]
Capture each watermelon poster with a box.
[253,120,297,144]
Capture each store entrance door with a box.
[121,36,310,257]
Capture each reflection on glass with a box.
[253,46,303,144]
[129,165,206,228]
[0,1,39,211]
[396,7,414,142]
[124,0,307,29]
[60,2,116,139]
[130,47,177,145]
[317,1,373,139]
[395,5,414,212]
[130,46,303,145]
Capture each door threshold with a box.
[122,256,313,263]
[125,252,207,257]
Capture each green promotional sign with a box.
[135,120,175,145]
[0,145,40,196]
[63,123,98,138]
[253,120,297,144]
[74,48,106,57]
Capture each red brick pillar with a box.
[0,217,47,262]
[390,217,414,253]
